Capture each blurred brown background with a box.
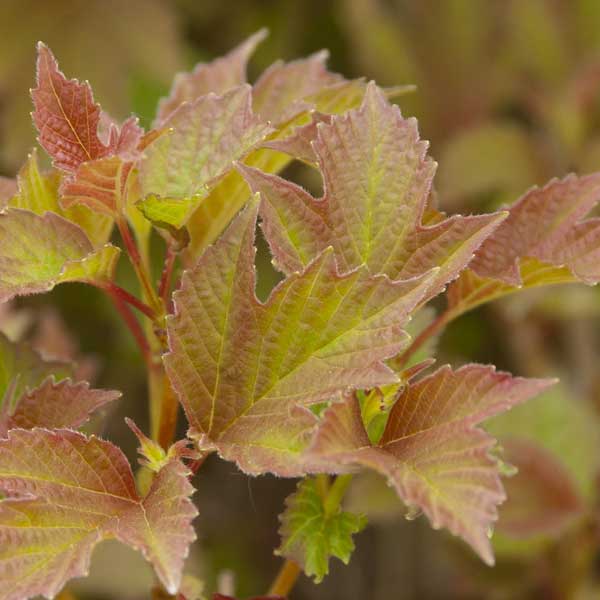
[3,1,600,598]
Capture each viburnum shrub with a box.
[1,30,600,600]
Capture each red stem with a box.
[117,217,160,310]
[158,244,176,308]
[104,282,156,319]
[107,289,152,365]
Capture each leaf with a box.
[307,365,554,564]
[156,29,267,124]
[0,378,120,437]
[238,83,505,298]
[139,85,272,229]
[0,208,120,302]
[9,149,113,246]
[486,385,600,547]
[183,64,371,261]
[164,199,436,476]
[252,51,343,124]
[61,156,135,217]
[0,332,71,422]
[493,438,583,539]
[0,428,197,598]
[32,43,111,172]
[448,173,600,316]
[277,478,366,582]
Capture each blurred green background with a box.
[3,1,600,598]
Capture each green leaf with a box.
[139,85,272,229]
[0,428,197,599]
[9,150,113,246]
[0,208,120,302]
[308,365,554,564]
[448,173,600,316]
[277,478,366,582]
[239,83,505,299]
[165,199,436,476]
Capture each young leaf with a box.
[0,209,120,302]
[0,378,120,436]
[164,199,436,476]
[238,83,505,297]
[32,43,110,172]
[0,332,71,421]
[183,65,371,260]
[9,149,113,246]
[139,85,272,229]
[61,156,135,217]
[307,365,554,564]
[156,29,267,124]
[277,478,366,582]
[0,428,197,598]
[252,51,343,124]
[448,173,600,316]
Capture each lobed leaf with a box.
[0,428,197,599]
[239,83,505,298]
[307,365,554,564]
[0,209,120,302]
[165,199,436,476]
[9,150,113,246]
[448,173,600,316]
[0,378,120,437]
[156,29,267,124]
[32,43,111,172]
[277,478,366,582]
[139,85,272,229]
[252,51,343,124]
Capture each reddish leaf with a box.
[448,173,600,315]
[61,156,135,216]
[32,43,110,172]
[156,29,267,124]
[0,378,120,437]
[165,199,435,476]
[307,365,554,564]
[239,83,504,299]
[0,428,197,598]
[496,438,584,539]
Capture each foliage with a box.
[0,31,599,600]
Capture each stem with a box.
[157,376,179,450]
[117,217,162,313]
[159,244,177,308]
[323,474,353,516]
[268,559,302,597]
[394,307,455,369]
[104,282,156,319]
[108,290,151,365]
